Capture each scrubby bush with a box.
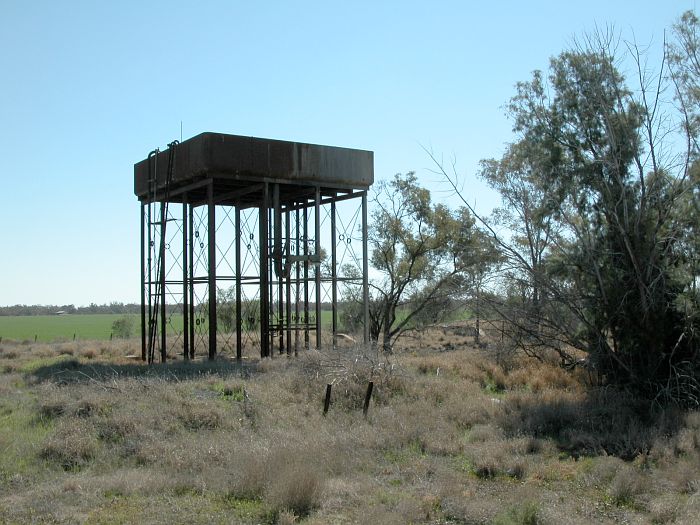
[111,316,135,338]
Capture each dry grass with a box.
[0,332,698,524]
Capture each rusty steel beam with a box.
[134,133,373,199]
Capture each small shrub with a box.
[266,461,323,517]
[504,458,528,480]
[111,316,135,339]
[649,494,683,524]
[40,420,99,470]
[665,458,700,494]
[417,359,440,375]
[277,509,298,525]
[75,398,107,418]
[463,443,505,479]
[580,456,625,488]
[38,399,67,420]
[483,367,507,393]
[607,465,648,506]
[493,501,541,525]
[228,453,268,500]
[263,447,325,517]
[177,404,223,430]
[81,348,97,360]
[465,423,503,443]
[215,383,245,401]
[509,436,542,455]
[97,416,137,443]
[493,501,540,525]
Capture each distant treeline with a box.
[0,303,142,316]
[0,301,342,317]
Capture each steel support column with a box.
[235,207,242,360]
[295,207,301,356]
[331,200,337,348]
[303,206,309,349]
[260,183,270,358]
[285,208,292,356]
[268,206,274,354]
[147,200,153,363]
[182,196,189,360]
[159,200,167,363]
[207,183,217,359]
[140,203,146,361]
[314,186,322,349]
[188,202,195,358]
[362,191,370,346]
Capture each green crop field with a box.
[0,314,137,342]
[0,308,470,343]
[0,311,336,343]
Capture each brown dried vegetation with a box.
[0,328,698,523]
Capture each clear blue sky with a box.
[0,0,694,306]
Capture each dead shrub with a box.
[266,462,323,517]
[527,365,579,393]
[439,486,501,523]
[276,509,298,525]
[464,442,505,479]
[465,423,503,443]
[36,386,111,422]
[579,456,626,489]
[302,347,405,409]
[481,365,507,393]
[607,465,648,506]
[685,410,700,429]
[508,436,543,455]
[665,458,700,494]
[648,493,683,524]
[97,415,137,443]
[370,495,442,524]
[360,505,409,525]
[80,349,98,360]
[40,420,99,471]
[177,403,223,430]
[75,397,109,418]
[672,427,700,457]
[444,392,499,429]
[493,500,540,525]
[38,399,68,420]
[674,493,700,523]
[416,358,441,375]
[227,452,268,500]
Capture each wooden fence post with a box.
[323,384,332,415]
[363,381,374,416]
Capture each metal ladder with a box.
[146,141,178,363]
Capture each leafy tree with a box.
[668,10,700,149]
[359,172,492,352]
[436,20,700,405]
[476,140,561,356]
[217,286,236,333]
